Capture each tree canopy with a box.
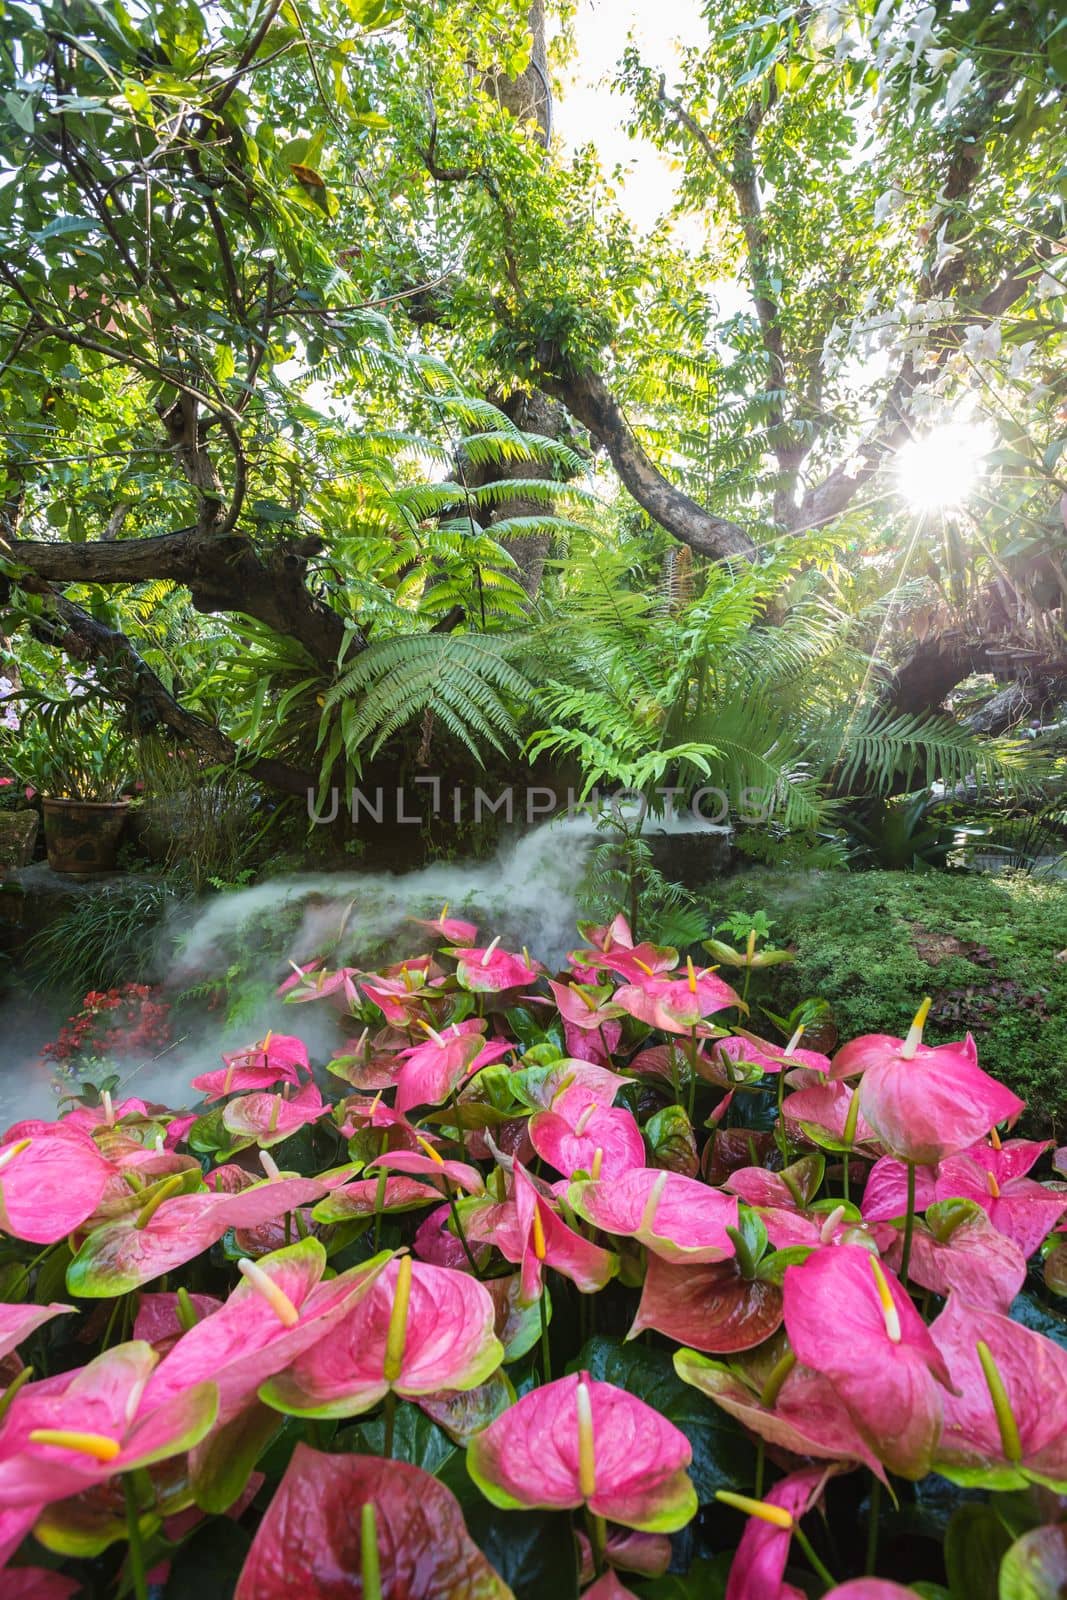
[0,0,1064,830]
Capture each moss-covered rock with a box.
[699,869,1067,1136]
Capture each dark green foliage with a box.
[699,869,1067,1134]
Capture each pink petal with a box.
[931,1294,1067,1486]
[0,1303,73,1362]
[466,1372,696,1532]
[222,1082,329,1145]
[568,1169,737,1263]
[725,1466,829,1600]
[260,1258,501,1418]
[528,1100,645,1180]
[0,1132,112,1244]
[142,1239,390,1425]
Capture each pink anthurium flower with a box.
[516,1060,629,1110]
[466,1371,697,1532]
[935,1141,1066,1257]
[0,1303,73,1362]
[410,904,479,944]
[577,1526,671,1582]
[447,940,540,994]
[141,1237,392,1425]
[233,1447,514,1600]
[674,1347,885,1478]
[528,1086,645,1181]
[833,1004,1023,1164]
[782,1081,876,1150]
[366,1148,487,1197]
[882,1201,1026,1313]
[0,1126,113,1244]
[313,1174,444,1224]
[719,1467,833,1600]
[715,1034,831,1078]
[783,1245,952,1478]
[222,1081,330,1148]
[509,1163,617,1302]
[191,1034,310,1101]
[824,1586,922,1600]
[66,1173,333,1296]
[629,1252,783,1353]
[581,1576,640,1600]
[360,960,444,1025]
[725,1155,825,1213]
[259,1255,502,1418]
[575,913,634,954]
[574,939,677,984]
[863,1142,1066,1259]
[549,980,625,1031]
[394,1021,511,1114]
[568,1168,738,1263]
[0,1341,217,1512]
[614,962,741,1034]
[930,1293,1067,1490]
[279,963,359,1010]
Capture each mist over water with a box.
[0,811,729,1123]
[0,818,600,1124]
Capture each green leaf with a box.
[945,1502,1012,1600]
[339,1403,457,1475]
[165,1518,253,1599]
[572,1335,754,1502]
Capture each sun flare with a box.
[894,421,993,513]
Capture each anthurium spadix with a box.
[66,1172,333,1296]
[0,1341,217,1513]
[832,1004,1023,1164]
[259,1255,503,1419]
[0,1127,112,1244]
[929,1293,1067,1491]
[783,1246,952,1478]
[233,1447,515,1600]
[466,1371,697,1533]
[190,1033,310,1101]
[138,1237,392,1426]
[567,1169,738,1264]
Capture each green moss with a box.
[699,869,1067,1136]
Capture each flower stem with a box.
[539,1288,552,1382]
[793,1524,836,1590]
[382,1389,397,1460]
[900,1161,917,1284]
[754,1439,765,1499]
[445,1183,482,1277]
[866,1475,881,1575]
[586,1510,607,1576]
[123,1474,148,1600]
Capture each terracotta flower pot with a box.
[42,797,130,876]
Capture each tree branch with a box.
[14,574,315,797]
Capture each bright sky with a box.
[555,0,708,234]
